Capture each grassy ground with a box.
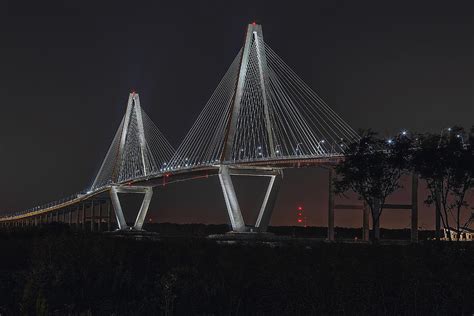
[0,225,473,315]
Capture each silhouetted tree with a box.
[334,130,412,241]
[412,126,474,240]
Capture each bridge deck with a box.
[0,156,343,222]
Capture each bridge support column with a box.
[76,205,80,230]
[219,166,246,232]
[411,173,419,243]
[110,187,128,230]
[90,201,95,232]
[98,202,102,231]
[81,203,86,231]
[109,186,153,231]
[218,166,282,233]
[363,202,370,241]
[328,168,335,241]
[107,200,112,231]
[134,188,153,230]
[435,190,441,240]
[373,198,381,240]
[255,174,282,232]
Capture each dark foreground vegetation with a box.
[0,225,473,315]
[146,222,436,240]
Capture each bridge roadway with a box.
[0,155,422,243]
[0,156,342,224]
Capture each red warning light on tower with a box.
[295,205,307,227]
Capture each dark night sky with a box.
[1,0,473,229]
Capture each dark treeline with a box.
[0,226,473,315]
[146,223,435,240]
[335,126,474,241]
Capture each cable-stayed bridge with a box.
[0,23,361,234]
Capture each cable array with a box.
[170,33,358,170]
[91,94,175,190]
[167,51,243,169]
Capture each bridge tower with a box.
[218,23,283,233]
[110,93,153,230]
[162,21,358,233]
[221,22,275,161]
[92,92,174,231]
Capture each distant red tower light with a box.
[297,206,303,211]
[297,219,303,223]
[252,21,256,26]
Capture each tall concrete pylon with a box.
[92,92,166,190]
[113,92,150,181]
[221,22,275,162]
[92,92,160,231]
[217,24,283,233]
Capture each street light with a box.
[295,143,302,155]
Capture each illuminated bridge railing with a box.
[0,189,94,221]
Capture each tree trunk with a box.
[372,198,382,241]
[373,219,380,241]
[457,206,461,241]
[435,189,441,240]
